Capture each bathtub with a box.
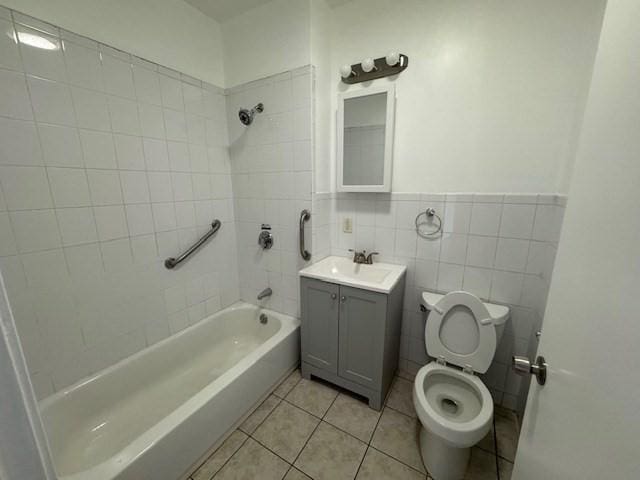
[38,302,300,480]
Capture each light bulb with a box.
[385,52,400,66]
[361,57,376,73]
[340,64,353,79]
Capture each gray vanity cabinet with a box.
[300,279,339,373]
[300,277,404,410]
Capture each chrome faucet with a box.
[257,287,272,300]
[349,249,379,265]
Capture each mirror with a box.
[337,85,395,192]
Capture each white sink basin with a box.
[299,256,406,293]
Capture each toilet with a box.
[413,290,509,480]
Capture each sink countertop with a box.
[298,255,407,294]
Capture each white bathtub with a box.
[39,302,300,480]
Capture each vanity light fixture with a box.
[340,52,409,84]
[340,64,356,79]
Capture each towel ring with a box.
[415,208,442,237]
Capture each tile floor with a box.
[188,370,519,480]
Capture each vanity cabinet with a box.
[300,277,405,410]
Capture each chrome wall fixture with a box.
[415,207,443,238]
[238,103,264,125]
[299,210,311,261]
[340,52,409,84]
[258,224,274,249]
[165,219,221,269]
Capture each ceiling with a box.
[184,0,353,23]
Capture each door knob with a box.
[512,355,547,385]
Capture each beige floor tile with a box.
[386,377,416,417]
[463,447,497,480]
[274,368,302,398]
[396,368,417,382]
[371,408,425,473]
[476,423,495,454]
[240,394,281,434]
[213,437,289,480]
[192,430,247,480]
[253,401,319,462]
[324,393,381,442]
[495,413,519,462]
[295,422,367,480]
[285,378,339,418]
[499,459,513,480]
[356,447,426,480]
[284,467,313,480]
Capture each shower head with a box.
[238,103,264,126]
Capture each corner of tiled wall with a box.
[321,191,566,408]
[0,9,239,398]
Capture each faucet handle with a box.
[365,252,379,264]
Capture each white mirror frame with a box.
[336,84,396,192]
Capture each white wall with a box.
[0,0,226,86]
[222,0,311,87]
[321,0,605,193]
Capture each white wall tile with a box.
[443,202,472,233]
[114,134,145,170]
[0,212,17,256]
[147,172,173,203]
[132,65,161,105]
[490,270,524,304]
[159,75,184,110]
[152,202,176,231]
[64,41,103,91]
[101,54,135,99]
[0,69,32,120]
[143,138,169,171]
[94,205,128,240]
[0,117,42,166]
[125,204,154,236]
[437,262,464,291]
[466,235,497,268]
[56,207,97,246]
[138,103,165,138]
[499,204,535,239]
[0,166,52,209]
[439,233,468,264]
[164,108,187,141]
[17,26,66,81]
[48,167,91,207]
[71,87,111,131]
[120,170,150,204]
[39,124,83,167]
[462,266,492,300]
[0,18,22,71]
[27,76,75,126]
[87,169,122,205]
[469,203,502,236]
[64,243,103,279]
[108,96,140,135]
[80,130,117,169]
[167,141,190,171]
[494,238,530,272]
[10,210,61,253]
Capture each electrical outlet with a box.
[343,217,353,233]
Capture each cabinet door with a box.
[338,285,387,389]
[301,278,340,374]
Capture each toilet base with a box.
[419,426,470,480]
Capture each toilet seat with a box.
[425,291,496,374]
[413,362,493,448]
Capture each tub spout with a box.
[257,288,272,300]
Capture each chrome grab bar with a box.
[164,219,221,269]
[299,209,311,261]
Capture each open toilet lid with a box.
[425,291,496,374]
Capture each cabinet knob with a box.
[341,296,346,302]
[331,293,337,300]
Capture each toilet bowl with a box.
[413,291,509,480]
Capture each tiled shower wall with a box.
[225,67,314,317]
[312,192,565,408]
[0,9,238,398]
